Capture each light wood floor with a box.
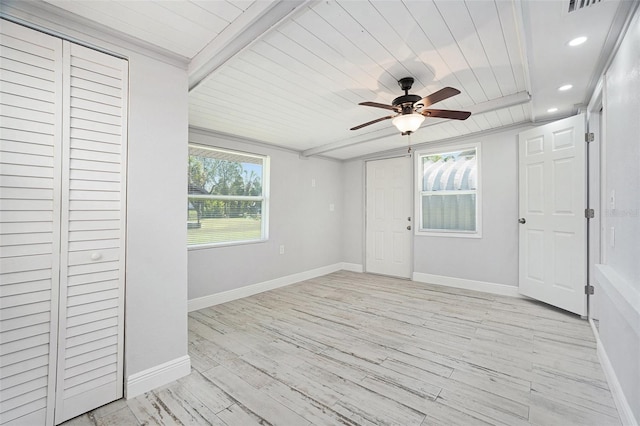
[64,271,620,426]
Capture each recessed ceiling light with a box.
[568,36,587,46]
[558,84,573,91]
[547,107,558,113]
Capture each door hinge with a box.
[585,285,595,295]
[585,132,594,142]
[585,208,595,219]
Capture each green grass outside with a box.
[187,217,262,245]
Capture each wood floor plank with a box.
[128,392,186,426]
[153,382,225,426]
[529,391,620,426]
[420,399,494,426]
[202,365,312,425]
[62,271,621,426]
[216,403,265,426]
[94,408,141,426]
[263,378,361,426]
[435,388,531,426]
[177,368,235,413]
[330,380,427,426]
[188,333,221,373]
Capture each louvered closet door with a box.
[0,20,62,426]
[54,42,127,424]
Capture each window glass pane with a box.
[189,149,263,196]
[188,199,262,245]
[418,146,478,234]
[421,149,477,191]
[421,194,476,231]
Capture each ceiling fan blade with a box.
[350,115,395,130]
[358,101,397,111]
[417,87,461,108]
[422,109,471,120]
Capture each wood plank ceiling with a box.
[35,0,634,160]
[189,0,531,159]
[43,0,256,58]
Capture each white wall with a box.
[342,126,528,289]
[188,130,343,299]
[342,160,364,266]
[413,129,521,286]
[1,2,191,394]
[125,56,189,377]
[598,8,640,423]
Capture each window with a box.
[188,144,269,247]
[415,144,481,237]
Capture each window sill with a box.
[414,231,482,239]
[187,238,268,251]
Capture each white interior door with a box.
[518,114,587,315]
[0,20,127,425]
[365,157,412,278]
[0,19,63,426]
[54,41,128,424]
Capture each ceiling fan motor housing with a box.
[392,94,422,113]
[394,77,421,114]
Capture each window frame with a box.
[187,144,270,249]
[414,143,482,238]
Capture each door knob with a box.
[407,225,412,230]
[518,218,526,224]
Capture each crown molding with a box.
[0,0,188,68]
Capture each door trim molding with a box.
[413,272,523,298]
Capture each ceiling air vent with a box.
[568,0,602,13]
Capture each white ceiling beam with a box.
[189,0,315,91]
[466,91,531,116]
[302,91,531,157]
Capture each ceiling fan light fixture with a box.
[392,113,425,134]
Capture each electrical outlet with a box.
[279,245,285,255]
[311,178,316,188]
[329,203,335,212]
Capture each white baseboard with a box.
[125,355,191,399]
[188,262,352,312]
[593,264,640,426]
[341,263,364,273]
[412,272,522,298]
[590,319,638,426]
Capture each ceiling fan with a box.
[351,77,471,135]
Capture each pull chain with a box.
[407,133,412,156]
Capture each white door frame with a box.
[586,91,604,320]
[364,155,413,279]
